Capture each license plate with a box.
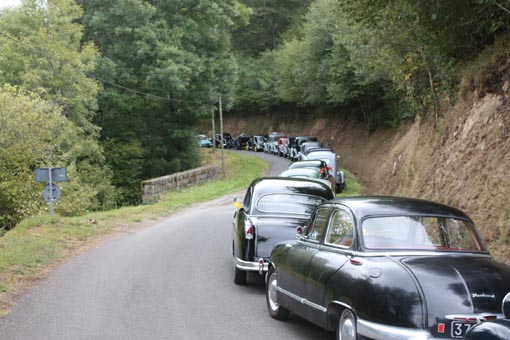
[451,321,475,338]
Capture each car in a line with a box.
[288,160,334,190]
[215,133,234,149]
[264,132,287,154]
[289,136,318,161]
[231,177,335,285]
[252,135,267,152]
[463,293,510,340]
[279,167,335,193]
[301,148,346,193]
[197,134,212,147]
[266,196,510,340]
[236,134,252,150]
[277,137,290,157]
[297,141,322,160]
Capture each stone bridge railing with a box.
[142,165,219,203]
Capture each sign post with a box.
[35,167,66,220]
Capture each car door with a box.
[276,207,331,317]
[302,207,355,327]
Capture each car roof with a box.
[289,160,327,168]
[250,177,334,198]
[279,167,322,178]
[327,196,471,220]
[295,136,317,140]
[307,148,334,153]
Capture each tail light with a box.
[245,220,254,240]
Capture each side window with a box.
[243,187,252,209]
[326,209,354,248]
[308,208,329,242]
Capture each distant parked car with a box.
[231,177,334,285]
[463,293,510,340]
[215,133,234,149]
[277,137,289,157]
[252,135,267,152]
[302,148,346,193]
[267,196,510,340]
[297,141,322,160]
[289,136,318,161]
[288,159,335,191]
[197,134,212,147]
[265,132,286,154]
[236,134,251,150]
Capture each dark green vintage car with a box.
[266,196,510,340]
[231,177,334,285]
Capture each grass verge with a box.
[0,149,268,316]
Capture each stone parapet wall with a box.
[142,165,219,203]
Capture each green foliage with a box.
[0,0,116,220]
[79,0,247,203]
[232,0,313,55]
[231,0,510,129]
[0,86,108,228]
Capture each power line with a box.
[0,30,218,104]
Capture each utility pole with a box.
[211,108,216,153]
[219,96,225,177]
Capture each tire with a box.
[234,266,246,285]
[266,267,289,320]
[336,309,357,340]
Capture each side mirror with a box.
[233,197,243,210]
[503,292,510,319]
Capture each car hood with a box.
[252,216,308,259]
[400,255,510,317]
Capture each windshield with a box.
[361,216,486,252]
[255,194,325,215]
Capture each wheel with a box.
[336,309,357,340]
[266,267,289,320]
[234,266,246,285]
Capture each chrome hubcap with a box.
[268,274,279,311]
[339,310,356,340]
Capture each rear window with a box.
[256,194,325,215]
[361,216,486,252]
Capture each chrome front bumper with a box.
[234,257,268,274]
[358,319,441,340]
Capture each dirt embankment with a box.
[209,82,510,264]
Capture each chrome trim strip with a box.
[346,250,492,258]
[357,319,436,340]
[276,286,327,313]
[444,313,504,321]
[234,257,268,272]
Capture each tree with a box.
[0,0,116,214]
[80,0,248,204]
[0,85,110,229]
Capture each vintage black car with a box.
[289,136,318,161]
[231,177,335,285]
[463,293,510,340]
[236,134,252,150]
[266,196,510,339]
[215,133,234,148]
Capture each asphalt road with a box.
[0,151,334,340]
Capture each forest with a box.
[1,0,509,231]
